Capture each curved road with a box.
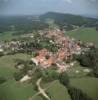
[36,78,51,100]
[29,79,57,100]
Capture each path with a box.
[36,78,51,100]
[29,80,57,100]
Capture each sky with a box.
[0,0,98,17]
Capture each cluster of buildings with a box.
[31,29,84,73]
[0,28,94,73]
[0,41,22,54]
[0,40,32,55]
[0,43,4,53]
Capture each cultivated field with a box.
[65,27,98,47]
[70,77,98,100]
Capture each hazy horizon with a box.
[0,0,98,18]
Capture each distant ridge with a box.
[40,12,98,27]
[40,12,98,20]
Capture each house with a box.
[40,56,54,68]
[31,48,49,66]
[0,48,4,52]
[57,48,66,61]
[31,55,45,66]
[19,75,32,83]
[15,64,25,70]
[0,43,4,52]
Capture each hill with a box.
[40,12,98,27]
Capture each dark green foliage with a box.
[96,27,98,31]
[0,77,6,84]
[93,64,98,78]
[78,48,98,68]
[59,72,69,87]
[14,72,24,81]
[38,38,57,52]
[31,69,42,85]
[95,23,98,31]
[68,87,92,100]
[92,48,98,77]
[77,48,98,78]
[14,59,35,82]
[0,52,4,57]
[15,59,34,74]
[32,35,58,52]
[65,24,74,31]
[42,69,59,82]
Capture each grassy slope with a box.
[0,54,40,100]
[70,77,98,100]
[65,27,98,47]
[33,96,43,100]
[0,80,36,100]
[0,53,31,78]
[65,27,98,100]
[67,62,92,78]
[0,31,19,41]
[46,80,71,100]
[0,50,70,100]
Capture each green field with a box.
[0,54,36,100]
[0,80,36,100]
[0,52,98,100]
[0,53,31,78]
[65,27,98,47]
[0,53,71,100]
[67,62,92,78]
[46,80,71,100]
[0,31,19,41]
[65,27,98,100]
[70,77,98,100]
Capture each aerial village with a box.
[0,29,94,70]
[31,29,94,73]
[0,28,95,83]
[0,27,98,100]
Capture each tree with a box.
[96,27,98,31]
[68,87,92,100]
[96,26,98,31]
[0,52,4,57]
[14,72,24,81]
[0,77,6,84]
[65,24,74,31]
[93,63,98,77]
[77,48,98,68]
[59,72,69,87]
[42,69,59,82]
